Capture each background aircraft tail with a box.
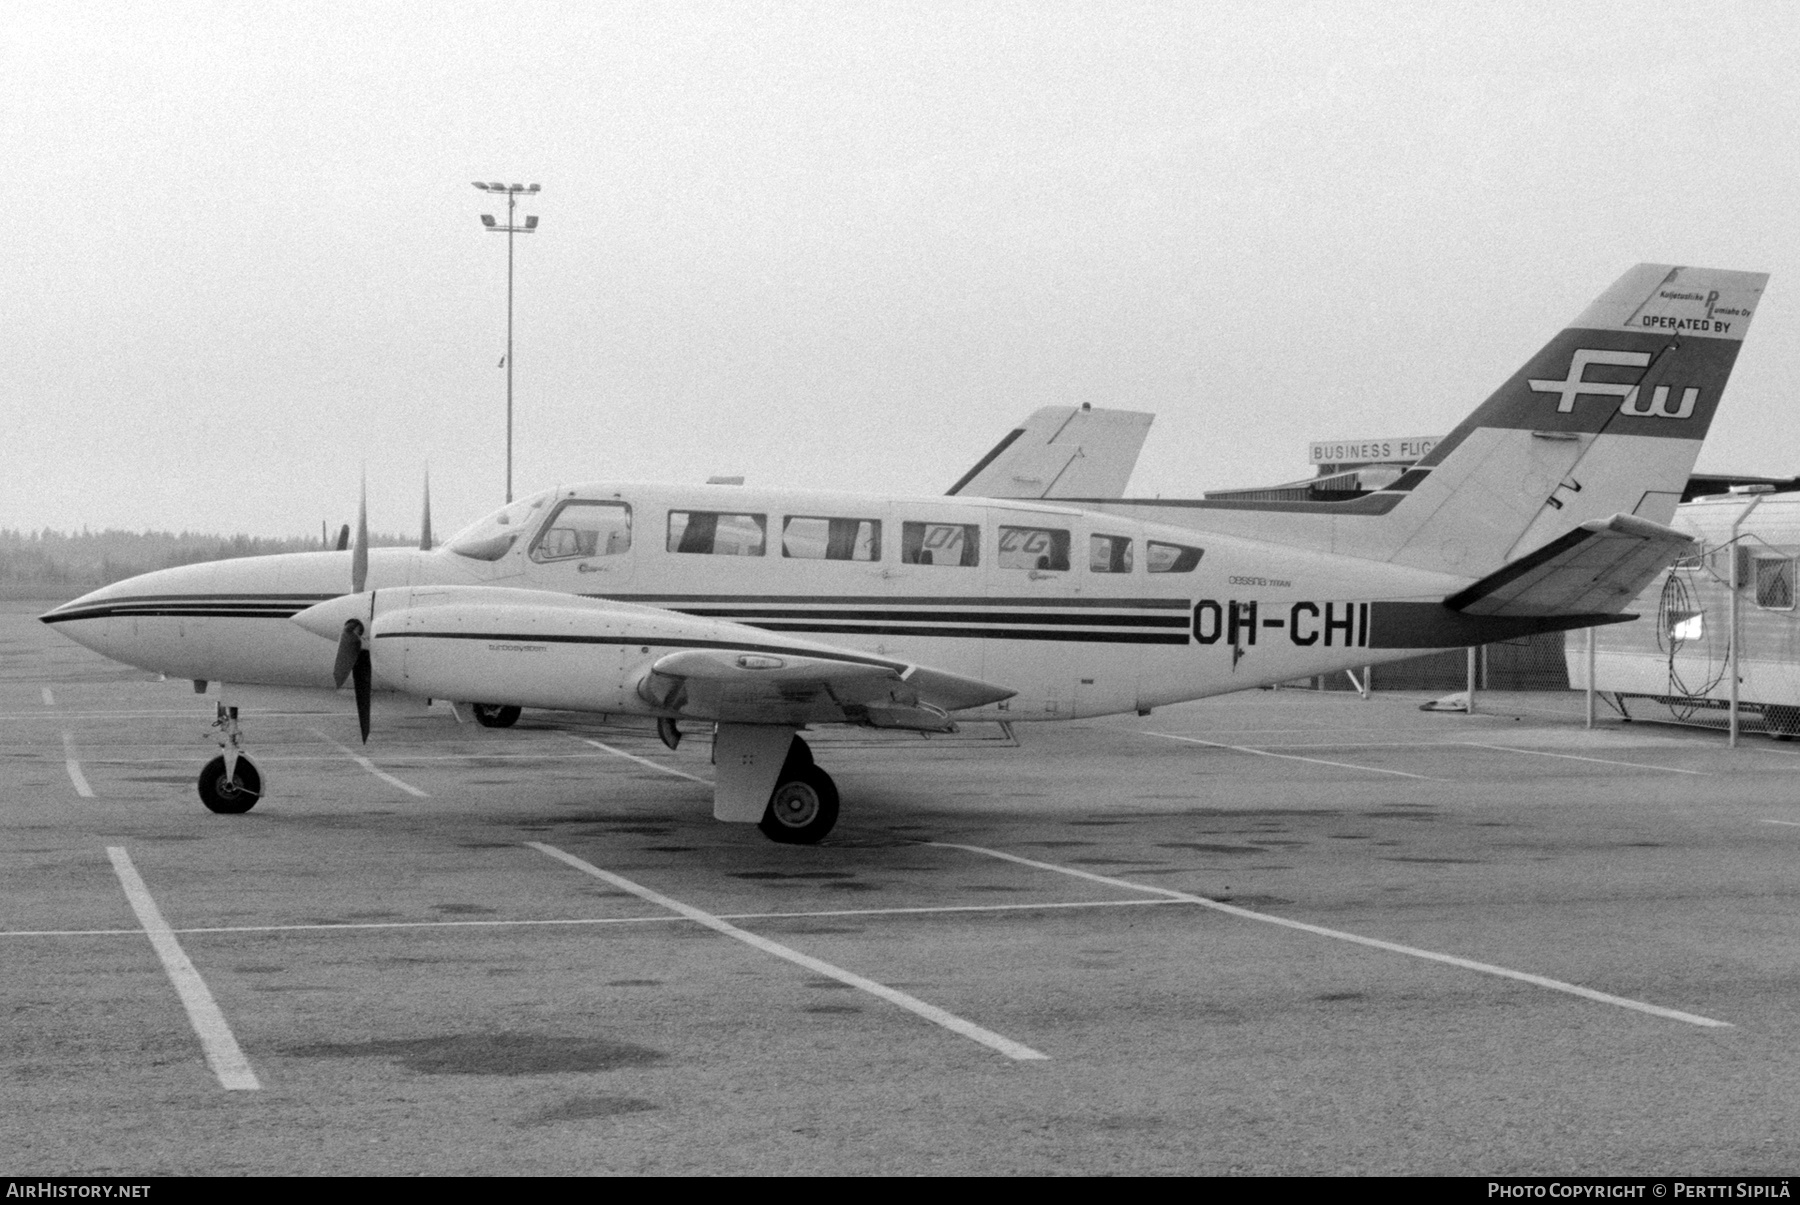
[949,404,1154,500]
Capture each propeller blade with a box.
[352,648,372,743]
[335,523,350,551]
[419,465,433,551]
[351,477,369,594]
[332,619,364,689]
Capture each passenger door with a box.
[989,518,1081,718]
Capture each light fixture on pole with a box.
[473,181,541,503]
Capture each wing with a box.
[293,585,1016,731]
[640,649,1013,729]
[1445,513,1695,617]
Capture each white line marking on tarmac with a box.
[0,896,1192,939]
[1142,731,1441,780]
[308,730,430,797]
[2,708,355,720]
[572,737,711,784]
[72,752,641,766]
[1759,819,1800,827]
[934,843,1732,1030]
[41,687,55,706]
[1462,742,1707,775]
[61,732,94,797]
[530,842,1049,1061]
[106,847,261,1090]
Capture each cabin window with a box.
[998,526,1070,571]
[1146,541,1204,573]
[1755,556,1794,610]
[667,510,766,557]
[782,516,881,562]
[901,521,979,567]
[531,500,632,562]
[1089,534,1133,574]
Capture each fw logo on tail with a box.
[1529,349,1698,419]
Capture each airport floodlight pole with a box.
[473,181,541,504]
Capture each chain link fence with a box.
[1303,630,1571,693]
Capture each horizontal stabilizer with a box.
[1445,513,1694,617]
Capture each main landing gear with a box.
[199,704,262,814]
[758,736,839,845]
[471,703,522,728]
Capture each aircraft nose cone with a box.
[39,581,130,627]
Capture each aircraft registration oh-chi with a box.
[42,264,1767,844]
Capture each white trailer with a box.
[1570,491,1800,737]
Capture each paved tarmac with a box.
[4,599,1799,1175]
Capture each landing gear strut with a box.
[472,703,522,728]
[758,737,839,844]
[199,704,262,814]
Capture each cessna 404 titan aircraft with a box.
[43,264,1766,844]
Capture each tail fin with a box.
[1095,264,1767,579]
[948,404,1154,500]
[1371,264,1766,575]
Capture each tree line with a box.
[0,528,414,596]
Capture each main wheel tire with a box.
[758,765,840,845]
[198,755,262,814]
[472,704,522,728]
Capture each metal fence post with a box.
[1585,625,1596,730]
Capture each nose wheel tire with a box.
[758,766,839,844]
[198,755,262,814]
[472,704,522,728]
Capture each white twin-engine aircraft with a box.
[43,264,1766,844]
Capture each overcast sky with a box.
[6,1,1799,538]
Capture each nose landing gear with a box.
[199,704,262,813]
[198,754,262,813]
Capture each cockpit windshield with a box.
[446,491,555,562]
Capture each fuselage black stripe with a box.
[592,593,1193,609]
[45,594,1200,629]
[744,623,1191,644]
[42,605,315,624]
[54,593,336,604]
[668,607,1191,627]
